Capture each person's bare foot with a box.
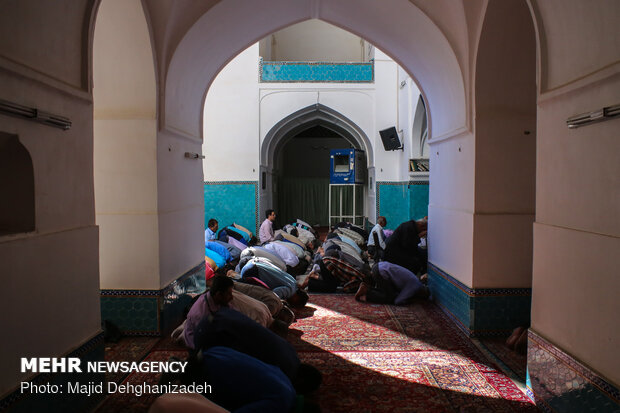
[506,326,526,350]
[299,273,316,289]
[515,328,529,354]
[226,269,236,278]
[355,282,369,301]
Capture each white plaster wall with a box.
[94,120,160,290]
[398,67,424,160]
[372,51,409,182]
[259,37,273,61]
[259,87,376,157]
[93,0,157,117]
[532,224,620,386]
[270,19,364,62]
[536,81,620,237]
[0,0,100,394]
[528,0,620,386]
[0,226,99,396]
[531,73,620,386]
[157,130,206,288]
[471,0,537,288]
[534,0,620,92]
[427,133,476,286]
[203,45,260,182]
[423,2,474,285]
[93,0,161,290]
[472,214,534,288]
[0,0,88,89]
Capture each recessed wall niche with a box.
[0,132,35,235]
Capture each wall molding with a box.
[538,61,620,103]
[0,55,91,103]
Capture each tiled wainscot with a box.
[428,263,532,337]
[527,331,620,413]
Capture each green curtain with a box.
[329,185,364,226]
[278,177,330,226]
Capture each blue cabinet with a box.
[329,149,365,184]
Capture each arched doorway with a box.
[274,125,352,226]
[260,104,374,226]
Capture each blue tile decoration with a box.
[100,261,206,336]
[100,296,159,334]
[428,263,532,337]
[376,181,429,228]
[160,262,206,334]
[527,330,620,413]
[204,181,258,235]
[376,182,409,229]
[408,181,429,220]
[1,333,105,412]
[260,60,374,83]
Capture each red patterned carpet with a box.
[96,294,537,412]
[103,337,160,385]
[478,337,528,381]
[293,295,537,412]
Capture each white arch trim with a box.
[261,103,373,169]
[165,0,466,142]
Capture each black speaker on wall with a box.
[379,127,402,151]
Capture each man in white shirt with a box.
[367,216,387,258]
[259,209,276,244]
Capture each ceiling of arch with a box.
[133,0,506,142]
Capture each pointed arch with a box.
[165,0,466,142]
[261,103,373,169]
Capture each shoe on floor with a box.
[275,306,296,326]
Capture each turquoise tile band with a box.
[100,261,206,336]
[260,60,374,83]
[428,263,532,337]
[527,330,620,413]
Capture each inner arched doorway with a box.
[260,104,374,227]
[274,125,352,226]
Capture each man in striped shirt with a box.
[304,255,366,293]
